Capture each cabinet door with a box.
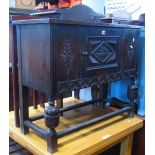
[82,35,122,77]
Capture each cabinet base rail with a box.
[23,104,132,153]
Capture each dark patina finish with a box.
[13,5,142,153]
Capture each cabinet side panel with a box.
[20,24,51,94]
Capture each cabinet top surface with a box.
[12,17,143,29]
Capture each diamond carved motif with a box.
[89,40,117,65]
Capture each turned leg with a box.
[44,99,59,153]
[98,84,108,109]
[127,78,138,118]
[47,129,58,153]
[20,86,29,134]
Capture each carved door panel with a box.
[82,35,123,77]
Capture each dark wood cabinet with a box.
[15,21,139,96]
[13,5,142,153]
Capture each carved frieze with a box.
[57,70,137,93]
